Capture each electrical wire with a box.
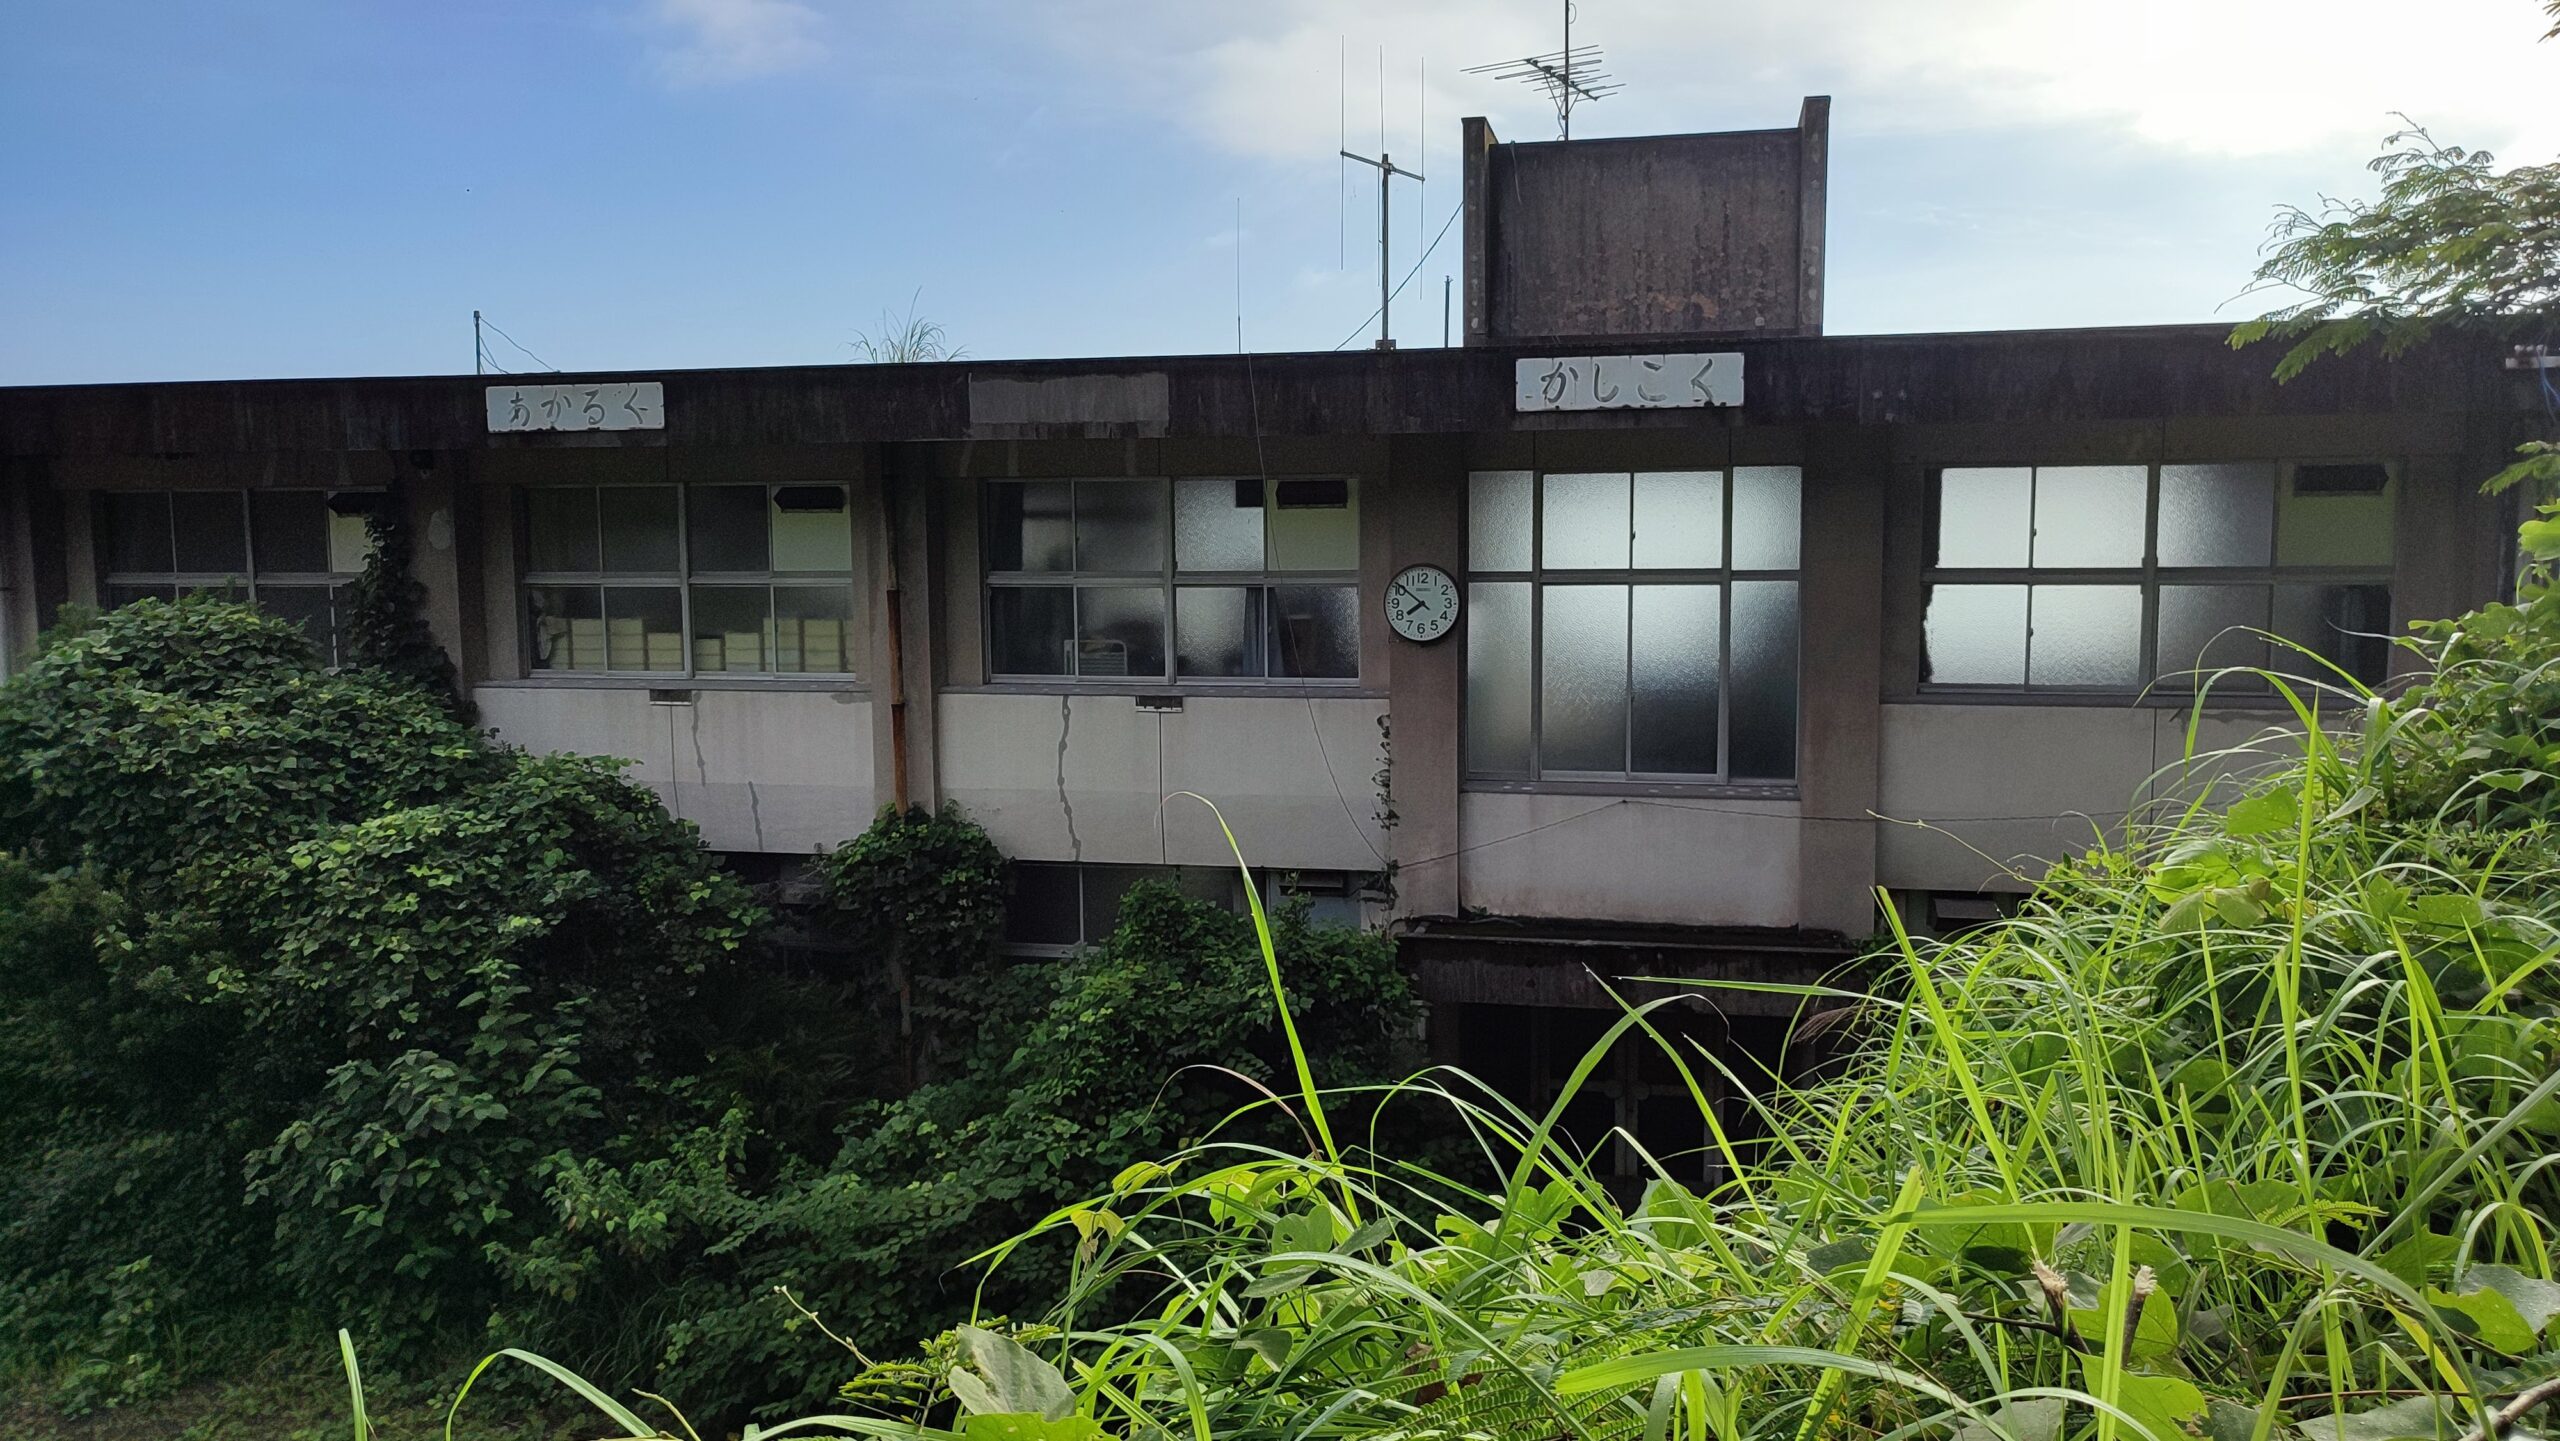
[478,316,558,373]
[1333,199,1463,352]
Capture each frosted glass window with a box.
[1544,473,1630,569]
[1466,582,1533,773]
[1935,469,2032,568]
[1924,584,2028,685]
[327,508,375,574]
[1077,586,1166,677]
[986,481,1075,573]
[526,489,598,573]
[1730,582,1799,779]
[2159,464,2274,567]
[171,492,247,574]
[2027,585,2142,687]
[1631,584,1720,775]
[251,491,330,574]
[1176,587,1259,677]
[603,487,681,573]
[1541,584,1630,772]
[1268,478,1357,571]
[2156,584,2270,689]
[1732,467,1802,570]
[1176,479,1262,571]
[103,494,175,574]
[682,486,762,572]
[770,487,854,573]
[988,587,1073,676]
[1270,585,1358,678]
[1632,472,1723,569]
[1470,471,1534,571]
[2031,466,2146,568]
[2277,471,2394,567]
[1075,482,1164,572]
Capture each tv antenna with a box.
[1339,147,1424,350]
[1463,1,1622,139]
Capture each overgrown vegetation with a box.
[0,597,1417,1425]
[425,536,2560,1441]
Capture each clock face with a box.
[1384,564,1461,643]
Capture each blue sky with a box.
[2,0,2552,384]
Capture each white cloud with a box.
[644,0,826,86]
[1010,0,2559,165]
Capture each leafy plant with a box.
[342,482,472,722]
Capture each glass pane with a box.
[2156,584,2270,690]
[171,492,247,574]
[1541,584,1629,773]
[1923,584,2027,685]
[1730,581,1799,779]
[2159,463,2274,568]
[986,480,1075,573]
[1268,477,1357,572]
[1630,583,1719,775]
[106,583,176,608]
[683,486,762,573]
[1006,863,1082,945]
[2027,584,2142,687]
[1470,470,1533,572]
[2277,470,2394,567]
[604,586,684,672]
[988,586,1074,676]
[775,584,857,674]
[2272,583,2393,686]
[1466,581,1532,773]
[689,584,771,673]
[1632,472,1722,570]
[1175,478,1263,571]
[1543,473,1630,570]
[1081,865,1157,942]
[1076,586,1167,677]
[1269,584,1358,679]
[102,493,172,574]
[1934,469,2031,568]
[770,486,854,572]
[1175,586,1259,678]
[526,584,604,672]
[525,489,598,573]
[2032,466,2146,568]
[1075,481,1164,573]
[250,492,331,574]
[257,584,336,663]
[327,504,376,574]
[1732,467,1802,570]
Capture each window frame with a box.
[980,475,1364,687]
[98,488,376,665]
[1918,459,2399,698]
[516,480,864,682]
[1464,467,1803,788]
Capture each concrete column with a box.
[2393,447,2515,676]
[401,459,471,684]
[1387,433,1469,919]
[871,444,941,814]
[1795,424,1887,938]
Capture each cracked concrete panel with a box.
[1874,703,2154,893]
[1458,791,1801,928]
[1156,697,1391,872]
[939,692,1162,863]
[967,373,1170,440]
[471,686,873,854]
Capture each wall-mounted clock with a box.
[1384,564,1461,643]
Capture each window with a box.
[984,477,1359,682]
[521,483,859,676]
[1004,862,1364,953]
[1464,468,1802,784]
[100,489,377,663]
[1922,462,2395,692]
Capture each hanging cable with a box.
[1333,200,1462,351]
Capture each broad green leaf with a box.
[2075,1355,2210,1441]
[2069,1278,2181,1361]
[2306,1394,2470,1441]
[2226,789,2300,837]
[1955,1397,2068,1441]
[2423,1283,2537,1354]
[2376,1231,2458,1290]
[952,1327,1075,1421]
[960,1416,1104,1441]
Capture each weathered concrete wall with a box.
[937,692,1390,871]
[1458,791,1802,928]
[475,685,876,855]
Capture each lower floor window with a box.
[1005,862,1366,951]
[1922,581,2392,689]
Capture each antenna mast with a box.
[1463,2,1623,140]
[1339,147,1424,349]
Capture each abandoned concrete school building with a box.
[0,101,2532,1176]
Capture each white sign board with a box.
[486,381,665,433]
[1514,353,1743,412]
